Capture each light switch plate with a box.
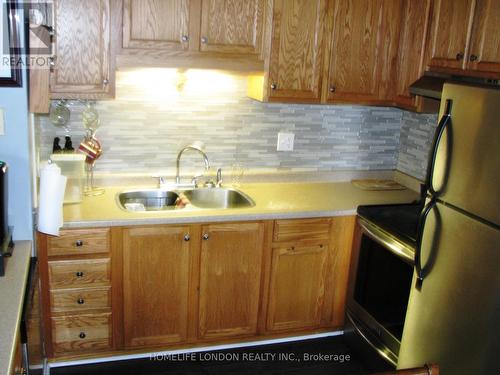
[0,108,4,135]
[277,132,295,151]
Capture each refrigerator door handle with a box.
[425,99,452,196]
[415,198,436,285]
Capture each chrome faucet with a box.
[216,168,223,187]
[176,143,210,184]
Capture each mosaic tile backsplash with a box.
[397,111,438,180]
[36,69,436,180]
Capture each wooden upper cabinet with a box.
[199,0,264,55]
[325,0,388,103]
[394,0,432,109]
[122,226,193,347]
[266,244,329,332]
[467,0,500,75]
[51,0,112,97]
[198,222,264,340]
[123,0,192,51]
[427,0,475,71]
[267,0,327,102]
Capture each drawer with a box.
[273,218,331,243]
[47,228,110,257]
[50,287,111,313]
[48,258,111,289]
[51,313,112,353]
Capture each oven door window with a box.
[354,234,413,340]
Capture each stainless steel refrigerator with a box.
[398,83,500,374]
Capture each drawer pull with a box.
[75,240,84,247]
[79,332,86,339]
[75,271,84,277]
[77,298,85,305]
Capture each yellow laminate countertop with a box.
[63,182,420,228]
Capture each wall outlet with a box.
[277,132,295,151]
[0,108,4,135]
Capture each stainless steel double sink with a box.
[117,188,255,212]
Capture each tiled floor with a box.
[49,336,391,375]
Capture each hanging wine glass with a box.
[82,101,100,132]
[49,100,70,132]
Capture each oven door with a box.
[346,217,414,366]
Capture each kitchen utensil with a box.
[78,134,102,163]
[351,179,406,191]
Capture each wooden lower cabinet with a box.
[122,226,194,347]
[266,243,329,331]
[198,222,265,340]
[39,216,355,358]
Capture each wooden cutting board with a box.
[351,179,406,191]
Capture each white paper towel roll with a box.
[38,162,67,236]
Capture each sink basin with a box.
[182,188,255,209]
[117,187,255,212]
[118,189,180,211]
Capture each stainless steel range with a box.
[344,203,422,368]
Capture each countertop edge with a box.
[0,241,32,375]
[62,209,357,228]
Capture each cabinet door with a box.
[123,0,192,51]
[51,0,111,97]
[467,0,500,76]
[198,222,264,340]
[426,0,475,71]
[325,0,385,103]
[394,0,432,108]
[122,226,192,347]
[199,0,264,55]
[267,0,327,102]
[266,244,328,332]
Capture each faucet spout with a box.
[176,143,210,184]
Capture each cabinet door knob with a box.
[103,79,109,85]
[329,85,336,93]
[201,36,208,44]
[456,52,464,61]
[270,83,277,90]
[202,233,209,240]
[77,298,85,304]
[79,332,86,339]
[75,240,84,247]
[184,234,190,242]
[181,35,189,42]
[76,271,84,277]
[469,54,478,62]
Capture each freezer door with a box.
[398,202,500,374]
[431,83,500,226]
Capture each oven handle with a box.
[358,218,415,265]
[346,311,398,367]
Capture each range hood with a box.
[409,72,499,100]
